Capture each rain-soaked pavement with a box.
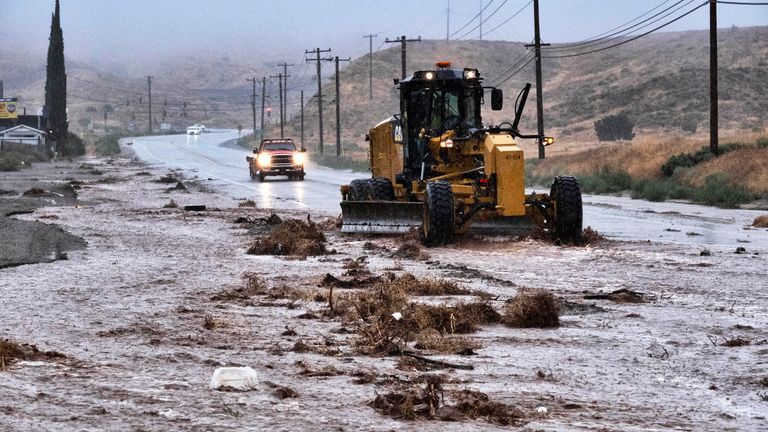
[2,150,767,431]
[131,130,768,252]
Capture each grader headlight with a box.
[463,68,478,79]
[542,136,555,146]
[425,71,435,80]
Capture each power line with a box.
[494,55,535,86]
[488,51,535,85]
[449,0,495,39]
[545,0,693,52]
[545,0,675,51]
[479,0,532,39]
[542,1,709,59]
[453,0,511,40]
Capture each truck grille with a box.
[271,154,293,165]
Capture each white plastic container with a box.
[209,366,259,391]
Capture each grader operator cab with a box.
[340,62,583,246]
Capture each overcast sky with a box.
[2,0,767,67]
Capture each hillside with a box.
[288,26,768,158]
[2,26,766,153]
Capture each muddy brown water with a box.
[1,155,767,431]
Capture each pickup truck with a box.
[246,138,306,182]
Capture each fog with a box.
[3,0,766,72]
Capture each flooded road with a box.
[130,130,366,212]
[131,130,768,251]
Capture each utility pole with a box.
[709,0,718,154]
[363,34,377,100]
[277,62,293,129]
[334,56,351,157]
[103,92,107,132]
[270,73,284,137]
[479,0,483,40]
[260,77,266,140]
[146,75,153,133]
[305,47,332,154]
[0,80,3,98]
[385,35,422,80]
[446,0,451,40]
[246,77,257,140]
[525,0,550,159]
[300,90,305,149]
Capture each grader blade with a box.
[340,201,423,234]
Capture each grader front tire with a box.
[421,180,454,247]
[550,176,583,243]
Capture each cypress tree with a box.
[45,0,70,153]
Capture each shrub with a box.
[594,114,635,141]
[94,134,121,156]
[661,143,745,177]
[57,132,87,157]
[631,179,669,202]
[579,166,632,194]
[0,148,48,171]
[757,136,768,149]
[311,153,369,172]
[693,173,753,208]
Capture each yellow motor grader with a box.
[340,62,582,246]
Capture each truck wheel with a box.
[550,176,583,243]
[258,172,266,182]
[421,180,454,247]
[369,178,394,201]
[298,173,305,181]
[348,179,370,201]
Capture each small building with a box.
[0,124,47,153]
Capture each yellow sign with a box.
[0,98,18,119]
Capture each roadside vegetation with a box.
[0,147,48,171]
[92,134,121,156]
[527,134,768,208]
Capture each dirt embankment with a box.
[1,155,767,431]
[0,174,86,269]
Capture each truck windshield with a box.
[262,141,296,151]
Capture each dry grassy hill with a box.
[3,26,766,153]
[287,26,768,158]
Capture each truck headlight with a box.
[257,153,271,167]
[439,139,454,148]
[293,152,306,165]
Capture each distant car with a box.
[193,124,206,132]
[246,138,306,182]
[186,126,202,135]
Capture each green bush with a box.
[311,153,370,173]
[0,153,22,171]
[594,114,635,141]
[693,173,753,208]
[58,132,87,157]
[0,148,48,171]
[94,134,121,156]
[579,166,633,194]
[660,143,745,177]
[757,136,768,149]
[631,179,669,202]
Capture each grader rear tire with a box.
[421,180,454,247]
[369,178,395,201]
[550,176,583,243]
[348,179,371,201]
